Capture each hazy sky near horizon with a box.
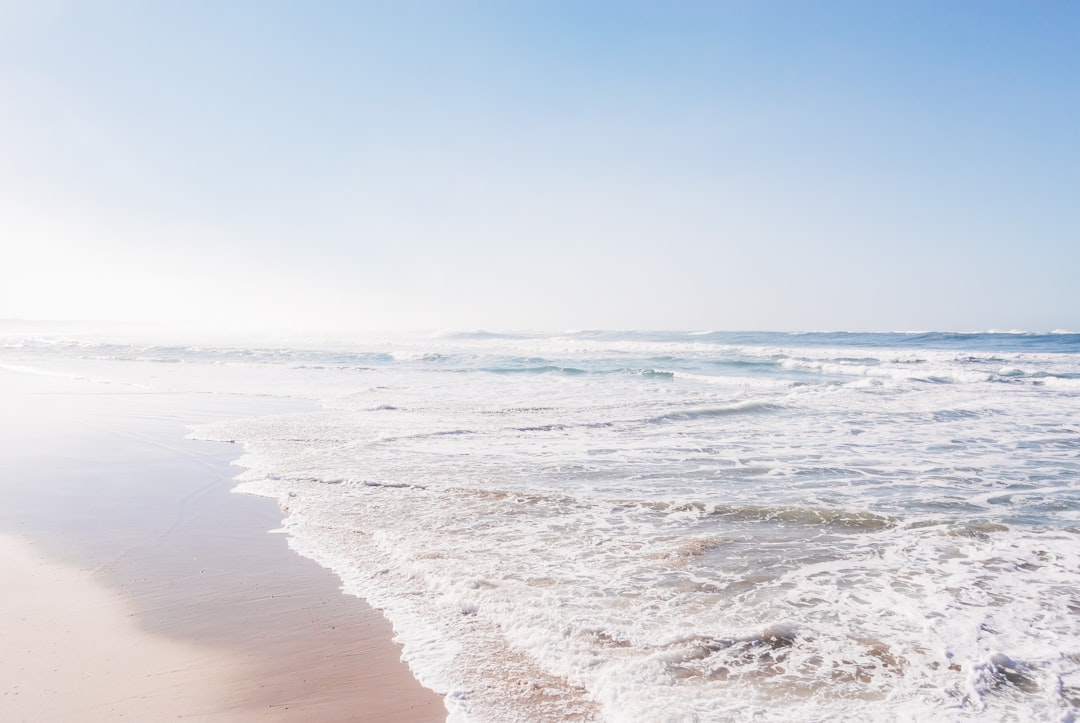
[1,1,1078,332]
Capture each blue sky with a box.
[1,1,1077,331]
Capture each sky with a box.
[1,1,1078,332]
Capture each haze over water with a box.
[4,328,1079,721]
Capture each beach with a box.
[0,368,445,721]
[3,329,1079,721]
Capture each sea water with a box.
[3,329,1079,721]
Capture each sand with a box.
[0,369,446,721]
[1,533,240,720]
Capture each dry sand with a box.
[0,370,446,721]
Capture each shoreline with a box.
[0,370,445,721]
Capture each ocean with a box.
[3,328,1079,722]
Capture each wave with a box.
[706,504,896,530]
[647,500,896,530]
[478,364,588,375]
[613,367,673,378]
[644,400,779,424]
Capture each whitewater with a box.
[3,329,1078,722]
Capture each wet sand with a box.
[0,369,445,721]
